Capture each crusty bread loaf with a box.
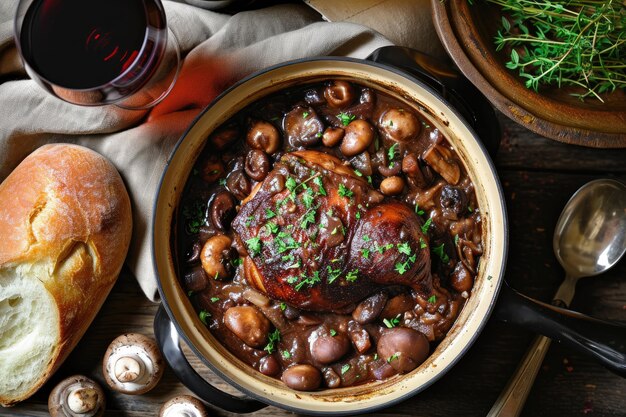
[0,144,132,406]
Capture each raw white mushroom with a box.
[102,333,164,395]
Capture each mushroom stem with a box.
[67,387,98,414]
[114,356,144,383]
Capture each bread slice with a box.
[0,144,132,406]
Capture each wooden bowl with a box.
[431,0,626,148]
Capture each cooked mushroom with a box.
[200,234,235,280]
[324,80,355,108]
[340,119,375,157]
[102,333,164,395]
[379,108,421,142]
[49,375,105,417]
[246,120,280,154]
[423,143,461,185]
[159,395,208,417]
[283,105,324,148]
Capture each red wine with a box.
[20,0,165,90]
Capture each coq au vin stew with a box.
[176,79,483,391]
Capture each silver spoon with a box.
[488,178,626,417]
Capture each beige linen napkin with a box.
[0,1,393,301]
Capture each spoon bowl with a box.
[554,179,626,280]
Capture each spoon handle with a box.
[494,283,626,377]
[486,335,552,417]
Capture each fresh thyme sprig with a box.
[472,0,626,102]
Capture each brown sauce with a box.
[176,79,483,391]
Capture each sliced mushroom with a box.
[49,375,105,417]
[200,234,235,280]
[159,395,208,417]
[422,143,461,185]
[102,333,164,395]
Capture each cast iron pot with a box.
[152,47,626,415]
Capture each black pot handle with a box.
[153,306,267,413]
[494,283,626,377]
[366,45,501,158]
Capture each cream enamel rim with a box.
[153,58,507,414]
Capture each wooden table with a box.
[7,114,625,417]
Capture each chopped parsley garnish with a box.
[345,269,359,282]
[266,222,279,235]
[366,175,373,185]
[286,176,297,193]
[302,111,309,118]
[199,310,210,325]
[341,364,351,375]
[313,176,326,196]
[315,132,322,138]
[387,143,398,163]
[294,271,321,291]
[275,232,300,253]
[419,237,427,249]
[389,120,394,127]
[361,248,370,259]
[330,329,337,337]
[374,242,394,254]
[302,188,315,209]
[264,329,280,354]
[356,212,361,219]
[280,302,287,311]
[245,215,255,227]
[353,169,363,177]
[210,297,219,303]
[428,295,437,304]
[415,203,424,216]
[468,205,473,213]
[300,207,316,230]
[432,243,450,264]
[362,235,371,242]
[182,200,207,234]
[394,262,409,275]
[282,350,291,359]
[286,258,302,269]
[219,178,227,186]
[187,290,195,297]
[338,112,356,126]
[421,217,433,234]
[397,242,412,255]
[338,184,353,198]
[454,234,460,245]
[327,265,342,284]
[265,208,277,219]
[245,236,262,257]
[387,353,400,363]
[383,314,401,328]
[374,354,379,360]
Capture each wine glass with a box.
[14,0,181,109]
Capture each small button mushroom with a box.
[352,292,388,324]
[159,395,208,417]
[379,108,421,142]
[209,126,239,150]
[451,261,473,293]
[49,375,105,417]
[226,169,252,200]
[283,105,324,148]
[309,328,350,364]
[281,364,322,391]
[323,368,342,388]
[183,265,209,293]
[103,333,164,395]
[322,126,345,147]
[324,80,355,108]
[377,327,429,373]
[246,120,281,154]
[380,176,405,196]
[210,190,237,231]
[340,119,375,157]
[244,149,271,181]
[380,293,414,320]
[259,354,281,376]
[223,305,271,348]
[440,185,469,218]
[200,234,235,280]
[359,88,376,104]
